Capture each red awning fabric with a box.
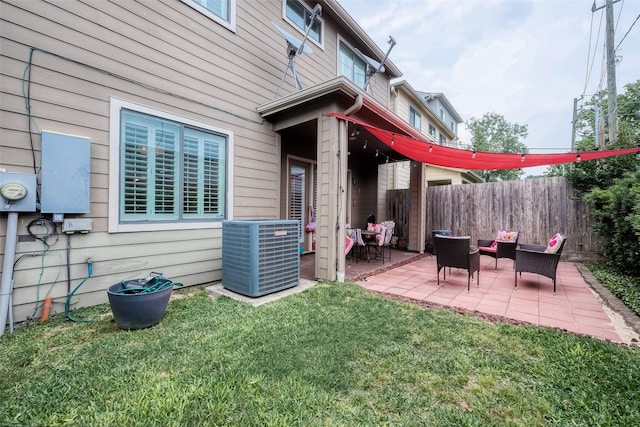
[329,113,638,170]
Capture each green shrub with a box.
[584,169,640,276]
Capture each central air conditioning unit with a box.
[222,220,300,297]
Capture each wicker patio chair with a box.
[434,235,480,292]
[478,231,519,270]
[514,234,566,294]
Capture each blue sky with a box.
[338,0,640,175]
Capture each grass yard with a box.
[1,281,639,426]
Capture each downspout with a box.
[334,94,362,282]
[343,94,363,116]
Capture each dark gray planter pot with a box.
[107,283,172,330]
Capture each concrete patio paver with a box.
[356,255,639,344]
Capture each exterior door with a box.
[288,158,316,252]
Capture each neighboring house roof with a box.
[416,91,463,124]
[390,80,454,140]
[323,0,402,78]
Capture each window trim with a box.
[409,106,421,131]
[109,98,234,233]
[180,0,237,33]
[337,37,367,89]
[428,123,437,139]
[282,0,324,50]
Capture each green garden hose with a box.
[65,260,92,323]
[115,276,182,294]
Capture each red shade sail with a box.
[329,113,638,170]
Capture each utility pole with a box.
[592,0,620,144]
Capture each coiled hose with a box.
[114,275,182,294]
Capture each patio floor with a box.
[300,250,639,344]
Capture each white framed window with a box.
[338,40,366,89]
[429,124,436,139]
[181,0,236,32]
[409,106,421,131]
[440,108,446,121]
[283,0,323,48]
[439,133,446,145]
[109,98,233,232]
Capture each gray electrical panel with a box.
[40,131,91,214]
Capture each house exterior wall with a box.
[425,97,458,137]
[0,0,396,324]
[393,86,453,144]
[427,167,463,186]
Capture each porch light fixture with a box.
[521,152,525,162]
[363,139,367,149]
[472,147,476,158]
[391,134,394,145]
[576,149,581,162]
[375,149,379,157]
[429,143,433,153]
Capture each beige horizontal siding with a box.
[1,0,395,325]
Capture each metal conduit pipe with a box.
[0,212,19,336]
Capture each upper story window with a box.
[439,134,446,145]
[409,106,421,131]
[440,108,446,121]
[428,124,436,139]
[285,0,323,46]
[109,99,232,232]
[339,41,366,89]
[181,0,236,32]
[450,121,455,132]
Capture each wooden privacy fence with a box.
[424,177,600,256]
[386,189,410,246]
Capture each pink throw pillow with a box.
[544,233,564,254]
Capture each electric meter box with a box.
[0,171,37,212]
[40,131,91,214]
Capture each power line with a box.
[615,13,640,50]
[582,6,605,97]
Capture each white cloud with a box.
[340,0,640,174]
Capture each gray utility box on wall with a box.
[40,131,91,214]
[222,220,300,297]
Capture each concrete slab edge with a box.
[576,262,640,336]
[205,279,318,307]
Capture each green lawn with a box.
[1,282,638,426]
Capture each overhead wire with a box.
[615,13,639,51]
[583,6,604,97]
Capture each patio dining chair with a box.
[352,228,368,263]
[514,233,566,294]
[434,235,480,292]
[365,223,387,263]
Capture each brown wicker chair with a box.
[514,236,566,294]
[478,231,519,270]
[434,235,480,292]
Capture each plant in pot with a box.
[107,272,182,330]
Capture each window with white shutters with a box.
[119,109,226,223]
